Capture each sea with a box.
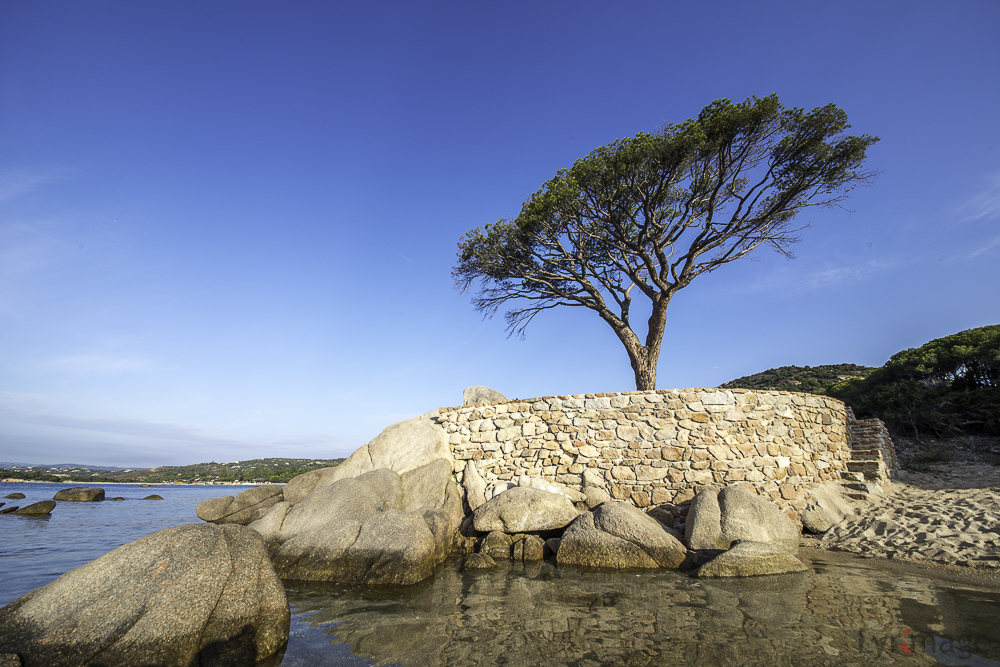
[3,480,1000,666]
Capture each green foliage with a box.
[0,468,63,482]
[721,363,874,394]
[3,458,345,485]
[828,325,1000,438]
[455,94,878,389]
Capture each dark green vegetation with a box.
[828,325,999,439]
[723,325,999,442]
[0,458,343,485]
[455,94,878,391]
[720,363,874,394]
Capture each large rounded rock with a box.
[718,485,800,552]
[282,415,452,505]
[557,512,659,568]
[14,501,55,516]
[592,501,687,568]
[257,459,462,585]
[4,493,25,499]
[697,540,808,578]
[463,386,507,406]
[800,483,857,534]
[556,502,688,570]
[197,485,285,525]
[685,487,725,550]
[53,487,104,502]
[472,487,580,533]
[0,523,289,666]
[462,461,488,512]
[517,475,586,503]
[274,510,439,585]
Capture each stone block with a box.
[637,466,669,481]
[610,485,632,500]
[660,446,683,461]
[630,491,651,508]
[611,466,636,481]
[651,488,674,505]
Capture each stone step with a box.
[849,449,884,461]
[842,482,882,501]
[840,471,866,482]
[847,461,881,472]
[843,481,883,496]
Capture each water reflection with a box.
[283,550,1000,666]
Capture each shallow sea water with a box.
[3,481,1000,666]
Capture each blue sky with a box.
[1,1,998,467]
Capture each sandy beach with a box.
[807,462,1000,570]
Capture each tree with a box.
[828,324,1000,437]
[454,95,879,390]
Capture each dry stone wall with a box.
[434,388,852,515]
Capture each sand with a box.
[807,463,1000,570]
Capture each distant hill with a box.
[719,363,876,395]
[1,457,344,485]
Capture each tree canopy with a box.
[720,363,875,395]
[454,94,879,390]
[829,325,1000,438]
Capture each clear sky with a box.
[1,1,998,467]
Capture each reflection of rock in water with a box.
[285,553,1000,667]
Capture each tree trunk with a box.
[609,297,669,391]
[632,352,657,391]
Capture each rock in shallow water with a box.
[0,523,289,667]
[718,486,800,552]
[558,512,658,568]
[258,459,463,585]
[52,487,104,502]
[557,502,688,569]
[13,501,54,516]
[685,485,800,552]
[697,540,808,578]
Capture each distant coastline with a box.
[1,478,264,486]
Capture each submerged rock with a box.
[142,494,163,500]
[53,487,104,502]
[3,493,25,500]
[0,523,289,667]
[463,553,497,570]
